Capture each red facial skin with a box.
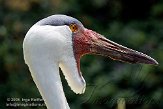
[73,29,93,76]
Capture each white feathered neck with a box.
[23,25,86,109]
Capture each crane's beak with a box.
[74,29,158,65]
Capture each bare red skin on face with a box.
[73,29,96,76]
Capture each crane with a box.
[23,14,158,109]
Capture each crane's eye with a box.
[69,24,78,32]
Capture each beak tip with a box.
[152,60,159,65]
[147,58,159,65]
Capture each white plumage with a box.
[23,24,85,109]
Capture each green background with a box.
[0,0,163,109]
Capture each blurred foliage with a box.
[0,0,163,109]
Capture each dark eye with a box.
[69,24,78,32]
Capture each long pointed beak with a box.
[81,29,158,65]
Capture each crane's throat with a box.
[72,32,92,75]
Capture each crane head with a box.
[25,14,158,95]
[37,14,158,70]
